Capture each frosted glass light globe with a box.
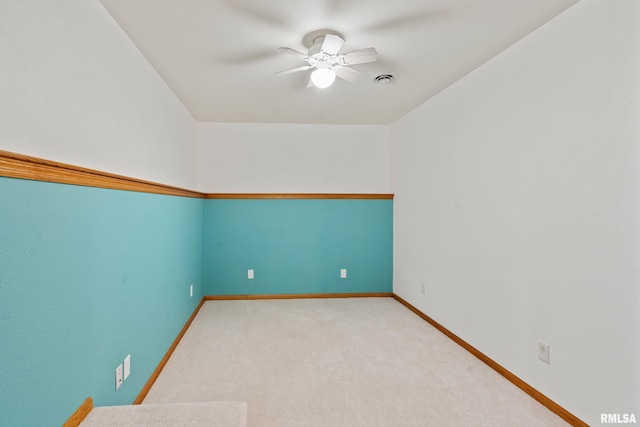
[311,68,336,88]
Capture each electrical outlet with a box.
[340,269,347,279]
[124,354,131,380]
[248,269,254,279]
[189,284,193,297]
[115,363,123,390]
[538,342,550,364]
[421,283,425,295]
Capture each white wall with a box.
[0,0,197,189]
[196,122,390,193]
[390,1,640,425]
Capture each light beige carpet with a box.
[143,298,568,426]
[80,401,247,427]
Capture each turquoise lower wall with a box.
[0,178,392,426]
[0,177,204,427]
[203,199,393,295]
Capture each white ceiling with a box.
[98,0,578,125]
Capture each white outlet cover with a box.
[538,342,550,364]
[340,269,347,278]
[248,269,254,279]
[190,284,193,297]
[115,363,123,390]
[124,354,131,380]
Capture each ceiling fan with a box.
[276,31,378,89]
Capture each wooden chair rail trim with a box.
[62,397,93,427]
[133,297,206,404]
[1,150,393,200]
[205,292,393,300]
[391,293,588,427]
[0,149,201,198]
[205,193,394,199]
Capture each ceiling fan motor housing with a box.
[308,35,339,69]
[308,36,326,58]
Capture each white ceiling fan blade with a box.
[335,66,360,82]
[275,65,313,74]
[321,34,345,55]
[340,47,378,65]
[278,47,308,60]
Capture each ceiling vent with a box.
[373,74,397,84]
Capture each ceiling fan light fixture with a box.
[278,30,377,89]
[310,67,336,88]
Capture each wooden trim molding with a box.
[205,193,394,199]
[62,397,93,427]
[206,292,393,300]
[0,150,393,200]
[133,298,207,404]
[391,294,588,427]
[0,150,202,198]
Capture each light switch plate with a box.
[340,269,347,279]
[248,269,254,279]
[115,363,123,390]
[124,354,131,380]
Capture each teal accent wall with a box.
[0,177,204,427]
[0,178,392,426]
[203,199,392,295]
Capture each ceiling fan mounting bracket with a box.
[302,29,344,49]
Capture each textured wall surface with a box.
[391,1,640,424]
[0,177,204,426]
[196,122,390,194]
[0,0,197,189]
[203,199,393,295]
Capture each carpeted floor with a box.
[141,297,568,426]
[80,401,247,426]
